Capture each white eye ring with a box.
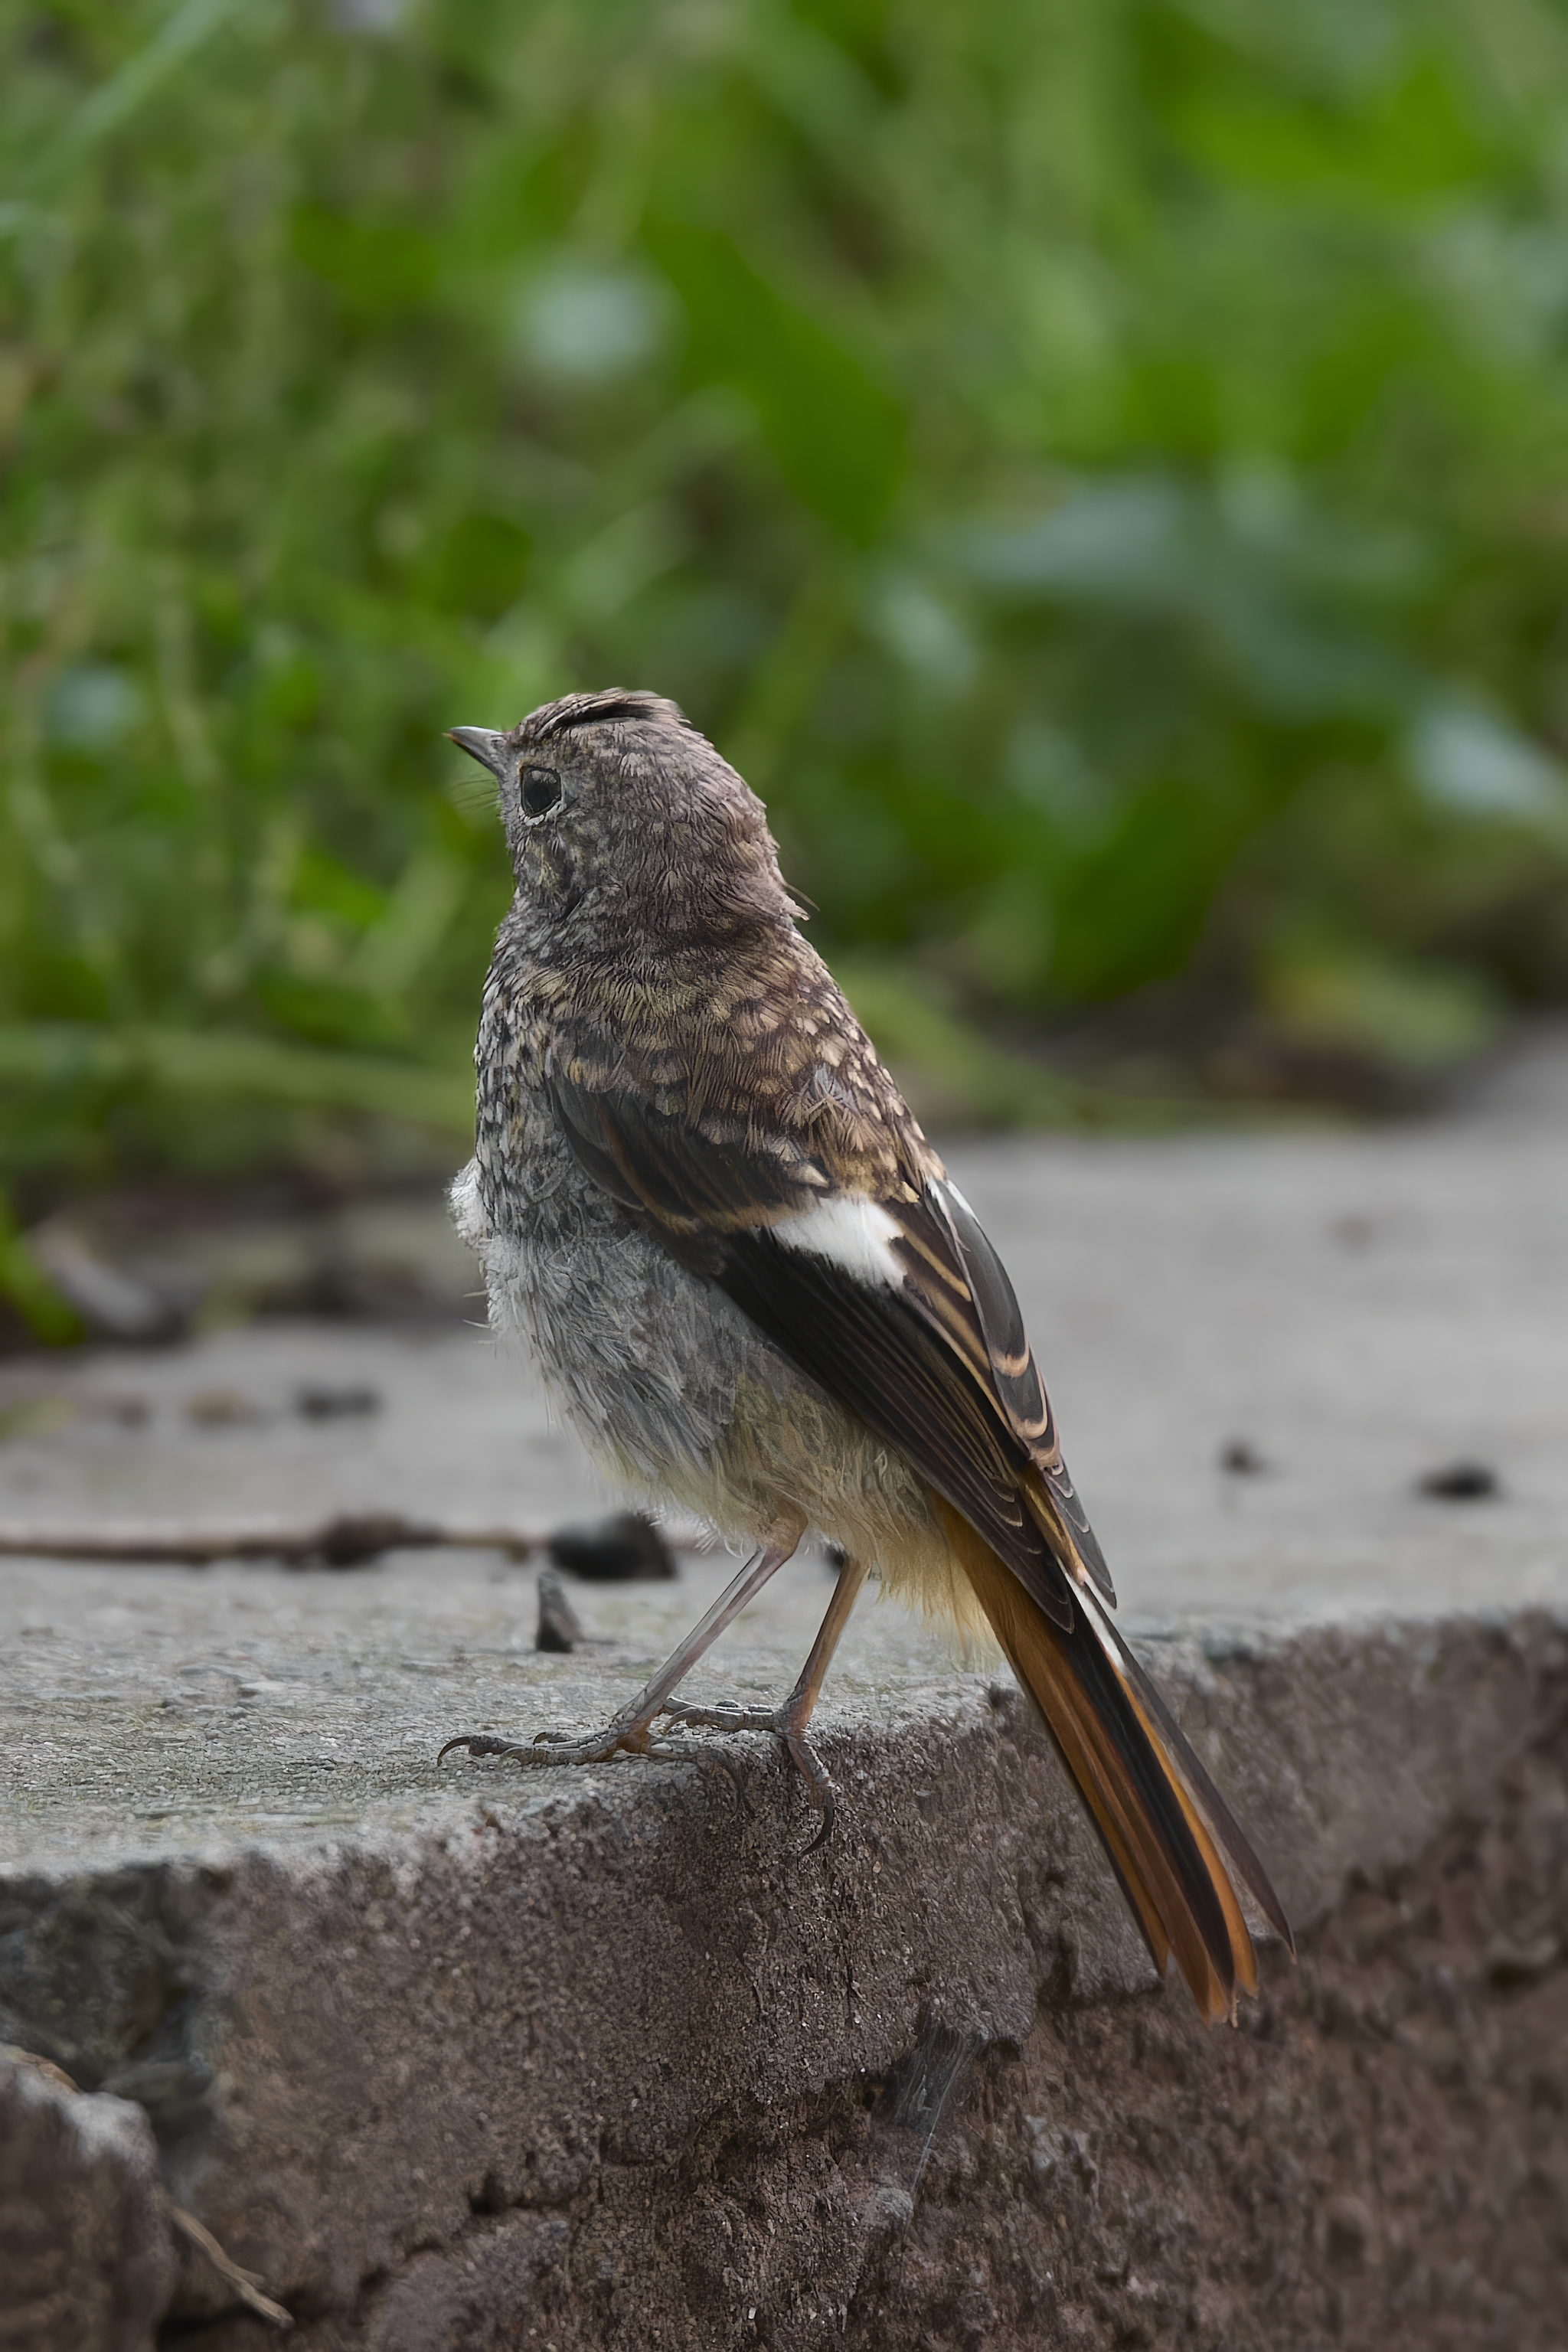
[519,766,563,822]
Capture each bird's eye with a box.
[520,766,563,820]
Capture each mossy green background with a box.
[5,0,1568,1193]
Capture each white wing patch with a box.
[449,1158,490,1247]
[772,1194,903,1289]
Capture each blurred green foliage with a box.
[5,0,1568,1193]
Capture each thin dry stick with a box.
[0,1511,706,1569]
[168,2204,293,2330]
[0,1512,544,1566]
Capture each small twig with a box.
[0,1510,706,1570]
[0,1512,542,1566]
[169,2203,293,2330]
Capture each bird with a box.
[441,688,1292,2021]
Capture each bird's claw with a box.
[439,1717,746,1778]
[437,1733,518,1764]
[438,1719,648,1770]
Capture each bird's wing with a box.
[541,991,1293,2011]
[540,1010,1112,1629]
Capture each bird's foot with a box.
[655,1699,837,1851]
[438,1698,833,1849]
[436,1716,747,1776]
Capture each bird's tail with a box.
[935,1501,1292,2022]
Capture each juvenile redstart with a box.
[443,690,1291,2020]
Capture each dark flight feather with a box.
[542,1051,1109,1602]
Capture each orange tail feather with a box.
[934,1499,1291,2022]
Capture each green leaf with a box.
[291,208,442,318]
[647,220,906,541]
[430,513,534,621]
[0,1026,473,1135]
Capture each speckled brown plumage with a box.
[492,693,935,1214]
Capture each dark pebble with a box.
[295,1384,382,1419]
[1417,1461,1500,1501]
[547,1511,677,1580]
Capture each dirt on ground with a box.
[175,1694,1568,2352]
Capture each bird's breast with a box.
[456,1076,784,1487]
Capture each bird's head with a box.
[449,689,801,943]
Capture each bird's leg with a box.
[439,1511,807,1773]
[658,1550,872,1845]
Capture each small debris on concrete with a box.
[186,1387,263,1428]
[547,1511,678,1581]
[536,1570,588,1653]
[0,1510,701,1570]
[0,1511,533,1566]
[81,1390,151,1426]
[1417,1459,1501,1501]
[294,1382,382,1419]
[1219,1438,1270,1476]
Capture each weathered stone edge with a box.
[1,1606,1562,2322]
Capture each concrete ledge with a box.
[3,1575,1566,2348]
[7,1092,1568,2344]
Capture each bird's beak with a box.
[447,726,511,779]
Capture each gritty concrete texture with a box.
[1,1032,1566,2345]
